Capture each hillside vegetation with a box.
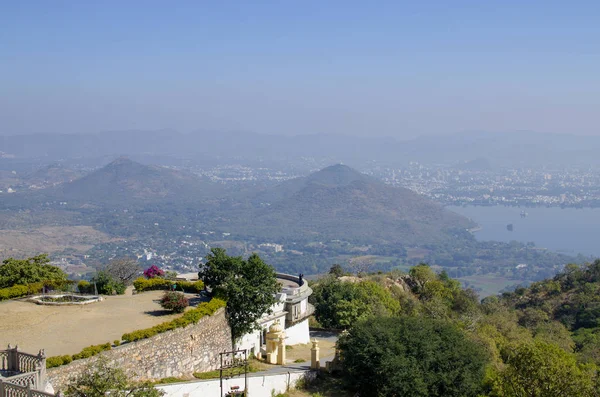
[309,262,600,396]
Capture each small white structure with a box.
[236,273,314,355]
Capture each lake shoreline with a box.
[449,205,600,258]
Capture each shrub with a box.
[46,355,73,368]
[134,277,172,291]
[154,377,185,385]
[193,360,259,380]
[164,271,178,280]
[92,271,125,295]
[113,340,121,346]
[71,343,112,360]
[46,341,112,369]
[160,291,189,313]
[0,284,29,300]
[0,280,76,301]
[178,280,205,293]
[27,282,44,294]
[113,281,126,295]
[122,298,225,342]
[0,280,79,301]
[78,280,93,294]
[133,277,204,293]
[143,265,165,279]
[64,356,165,397]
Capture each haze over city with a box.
[4,3,600,397]
[1,1,599,137]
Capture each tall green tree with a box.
[310,277,400,329]
[0,254,67,288]
[338,316,489,397]
[91,271,126,295]
[329,264,344,277]
[198,248,280,342]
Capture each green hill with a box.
[499,259,600,362]
[306,262,600,397]
[54,157,222,205]
[228,164,475,246]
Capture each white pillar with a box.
[310,339,320,370]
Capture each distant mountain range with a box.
[2,130,600,168]
[2,159,474,248]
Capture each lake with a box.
[448,205,600,258]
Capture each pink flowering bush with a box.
[160,291,189,313]
[143,265,165,279]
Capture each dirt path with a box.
[285,340,336,364]
[0,291,186,357]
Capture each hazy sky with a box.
[1,1,599,137]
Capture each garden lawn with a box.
[0,289,195,357]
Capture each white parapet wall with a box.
[236,328,261,356]
[285,318,310,345]
[157,369,314,397]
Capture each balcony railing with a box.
[0,346,56,397]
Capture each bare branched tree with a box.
[104,258,141,285]
[347,257,376,276]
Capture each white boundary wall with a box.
[157,370,313,397]
[285,319,310,345]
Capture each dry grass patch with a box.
[285,340,336,364]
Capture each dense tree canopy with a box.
[310,261,600,396]
[311,277,399,328]
[311,265,478,329]
[338,316,488,397]
[490,341,597,397]
[198,248,280,342]
[329,264,344,277]
[0,254,67,288]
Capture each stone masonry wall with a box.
[47,308,232,391]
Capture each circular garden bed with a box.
[28,293,103,306]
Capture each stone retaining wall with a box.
[47,308,232,391]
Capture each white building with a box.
[236,273,314,355]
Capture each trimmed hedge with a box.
[0,280,76,301]
[133,277,204,293]
[0,284,30,300]
[46,355,72,368]
[122,298,225,342]
[46,343,112,369]
[77,280,94,294]
[72,342,112,360]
